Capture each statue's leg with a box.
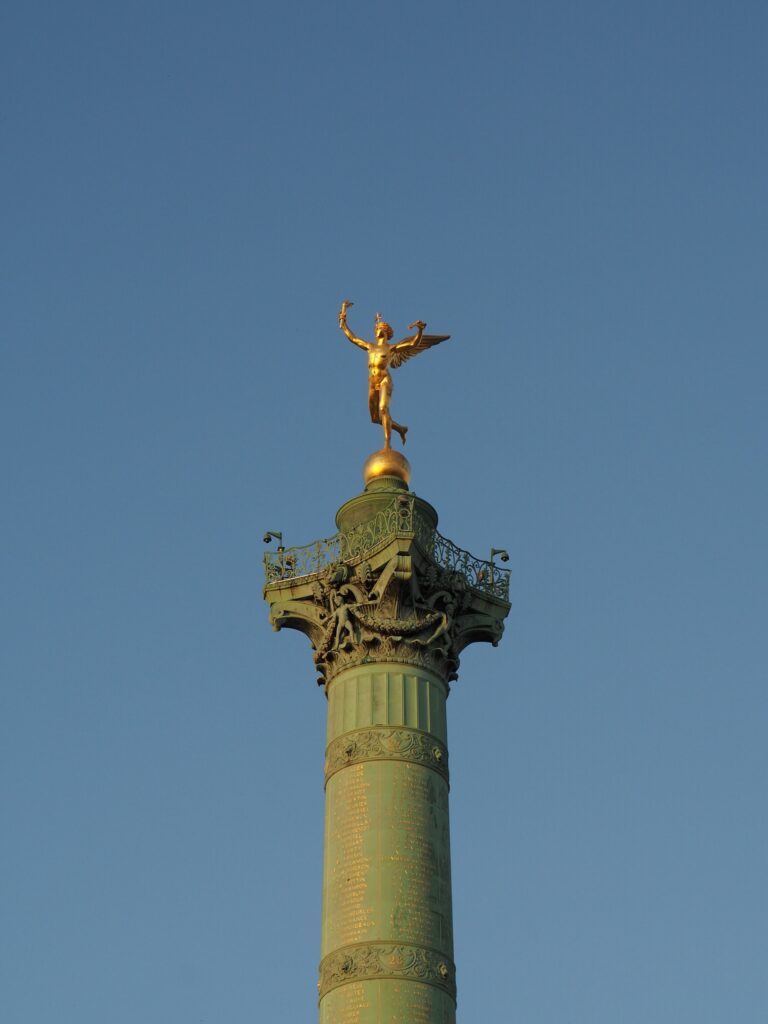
[368,384,381,424]
[379,373,407,444]
[379,379,392,449]
[391,417,409,445]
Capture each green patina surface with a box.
[320,665,455,1024]
[263,478,510,1022]
[264,480,510,604]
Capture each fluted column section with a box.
[319,662,455,1024]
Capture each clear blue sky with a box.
[2,1,766,1021]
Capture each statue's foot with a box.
[397,426,408,445]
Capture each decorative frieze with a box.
[318,941,456,1002]
[325,726,449,785]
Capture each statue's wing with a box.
[389,333,450,369]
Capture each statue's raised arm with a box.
[338,300,370,351]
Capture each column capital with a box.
[263,487,510,688]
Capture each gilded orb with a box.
[363,448,412,487]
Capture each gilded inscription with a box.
[323,764,375,950]
[388,981,452,1024]
[319,981,370,1024]
[319,979,456,1024]
[323,759,454,955]
[384,764,453,951]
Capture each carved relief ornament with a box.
[325,726,449,786]
[318,941,456,1002]
[265,529,508,688]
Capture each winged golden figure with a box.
[339,300,450,449]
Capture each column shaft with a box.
[319,663,456,1024]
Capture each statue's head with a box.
[374,314,394,341]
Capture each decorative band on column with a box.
[318,941,457,1002]
[324,726,449,786]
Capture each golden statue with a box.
[339,300,450,449]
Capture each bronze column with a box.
[264,454,510,1022]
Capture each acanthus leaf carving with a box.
[265,526,508,687]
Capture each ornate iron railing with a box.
[413,516,511,600]
[339,496,414,560]
[263,495,510,600]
